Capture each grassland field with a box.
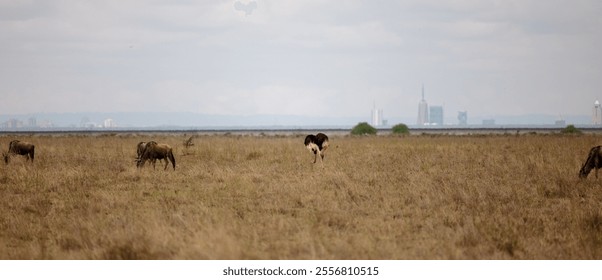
[0,132,601,259]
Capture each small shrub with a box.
[351,122,377,135]
[561,124,582,134]
[391,123,410,135]
[246,151,262,160]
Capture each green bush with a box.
[561,124,582,134]
[391,123,410,135]
[351,122,377,135]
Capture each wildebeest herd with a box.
[5,133,602,179]
[2,133,331,170]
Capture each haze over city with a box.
[1,1,601,127]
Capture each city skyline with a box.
[0,109,596,129]
[1,82,600,128]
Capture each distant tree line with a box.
[350,122,410,135]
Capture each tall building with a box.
[483,119,496,125]
[429,106,444,125]
[371,109,383,126]
[458,111,467,126]
[371,103,383,127]
[27,117,37,127]
[6,118,22,128]
[417,85,428,125]
[593,100,602,125]
[103,118,116,128]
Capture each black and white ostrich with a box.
[304,133,329,163]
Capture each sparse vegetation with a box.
[0,133,601,259]
[182,136,194,155]
[561,124,582,134]
[350,122,377,135]
[391,123,410,135]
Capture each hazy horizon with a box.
[0,111,592,128]
[2,1,601,125]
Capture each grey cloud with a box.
[234,1,257,16]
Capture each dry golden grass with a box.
[0,132,601,259]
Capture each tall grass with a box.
[0,133,601,259]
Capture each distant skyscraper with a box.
[372,102,383,127]
[483,119,496,125]
[417,85,428,125]
[593,100,602,125]
[27,117,37,127]
[103,118,116,128]
[429,106,444,125]
[458,111,467,126]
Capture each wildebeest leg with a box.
[313,150,317,163]
[594,155,602,180]
[164,159,169,170]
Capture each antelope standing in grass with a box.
[579,145,602,179]
[304,133,329,164]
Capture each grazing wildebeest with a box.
[579,145,602,178]
[304,133,329,163]
[136,141,167,166]
[137,141,176,170]
[3,140,35,164]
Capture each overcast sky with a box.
[1,0,601,123]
